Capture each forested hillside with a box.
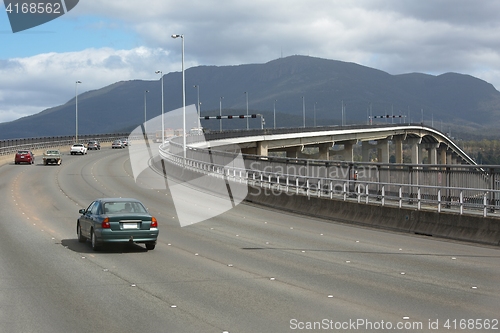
[462,140,500,164]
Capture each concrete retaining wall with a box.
[246,187,500,246]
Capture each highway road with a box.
[0,147,499,333]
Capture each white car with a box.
[70,143,88,155]
[111,140,125,149]
[120,138,130,146]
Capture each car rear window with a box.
[103,202,148,214]
[17,150,29,154]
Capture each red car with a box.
[14,150,35,165]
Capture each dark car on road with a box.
[14,150,35,164]
[87,140,101,150]
[77,198,159,251]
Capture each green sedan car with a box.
[77,198,159,251]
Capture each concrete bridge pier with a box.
[257,141,268,156]
[377,139,390,163]
[446,150,453,165]
[425,143,439,165]
[339,140,356,162]
[439,146,447,165]
[408,137,422,164]
[318,143,330,160]
[447,150,458,165]
[361,141,371,162]
[394,136,403,163]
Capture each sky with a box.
[1,0,500,123]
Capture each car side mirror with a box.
[79,209,86,214]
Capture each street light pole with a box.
[302,96,305,128]
[155,70,164,144]
[314,102,317,127]
[341,100,345,126]
[193,84,200,120]
[75,80,81,142]
[273,99,277,129]
[144,90,149,134]
[244,91,249,130]
[219,96,224,131]
[172,34,186,159]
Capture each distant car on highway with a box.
[120,138,130,146]
[70,143,88,155]
[14,150,35,164]
[87,140,101,150]
[42,149,62,165]
[77,198,159,251]
[111,140,125,149]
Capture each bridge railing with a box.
[200,122,450,141]
[160,140,500,218]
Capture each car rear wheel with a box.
[145,242,156,250]
[91,229,101,251]
[77,223,87,243]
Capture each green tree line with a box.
[462,140,500,165]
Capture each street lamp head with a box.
[171,34,183,39]
[155,70,162,74]
[76,80,81,84]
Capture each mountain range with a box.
[1,55,500,140]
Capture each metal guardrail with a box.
[160,141,500,218]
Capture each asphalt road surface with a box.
[0,148,499,333]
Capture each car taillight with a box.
[102,218,110,229]
[151,217,158,228]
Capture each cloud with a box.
[2,0,500,123]
[0,105,45,124]
[363,0,500,27]
[121,0,500,85]
[0,46,173,123]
